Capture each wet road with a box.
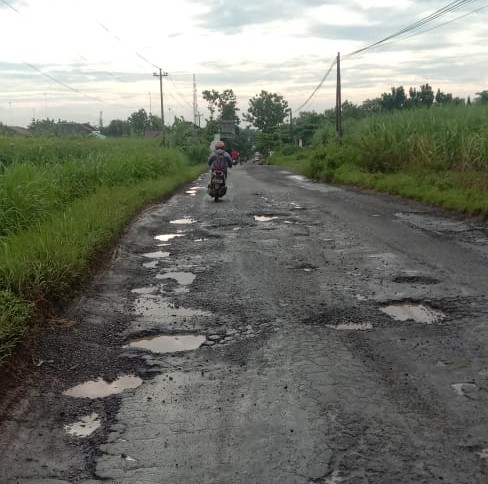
[2,164,488,483]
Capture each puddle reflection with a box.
[254,215,278,222]
[170,218,194,224]
[154,233,185,242]
[126,334,206,353]
[327,323,373,331]
[142,251,170,259]
[64,413,101,437]
[380,304,445,324]
[156,272,196,285]
[63,375,142,399]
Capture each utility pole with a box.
[335,52,342,142]
[153,69,168,145]
[193,74,199,126]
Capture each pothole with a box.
[132,296,208,318]
[126,334,206,353]
[393,275,440,284]
[326,323,373,331]
[143,260,159,269]
[477,448,488,460]
[131,286,158,295]
[380,303,445,324]
[156,272,196,285]
[63,375,143,399]
[170,218,194,224]
[142,251,170,259]
[451,382,477,397]
[154,233,185,242]
[254,215,278,222]
[64,413,101,437]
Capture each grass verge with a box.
[0,163,204,364]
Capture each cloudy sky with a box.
[0,0,486,127]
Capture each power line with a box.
[297,0,482,111]
[367,3,488,53]
[296,57,337,112]
[345,0,480,59]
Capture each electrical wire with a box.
[297,0,482,111]
[296,57,337,112]
[344,0,480,59]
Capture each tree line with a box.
[3,85,487,160]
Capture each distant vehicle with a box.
[253,152,265,165]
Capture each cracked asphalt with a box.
[1,164,488,483]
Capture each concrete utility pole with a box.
[193,74,199,126]
[335,52,342,142]
[153,69,168,145]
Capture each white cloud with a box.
[0,0,486,126]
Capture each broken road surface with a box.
[2,165,488,483]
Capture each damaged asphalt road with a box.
[1,164,488,483]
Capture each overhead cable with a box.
[296,57,337,112]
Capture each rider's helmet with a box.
[215,141,225,149]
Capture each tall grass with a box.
[0,137,205,363]
[270,104,488,216]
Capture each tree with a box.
[102,119,130,137]
[381,86,406,110]
[202,89,240,124]
[128,108,149,136]
[244,90,288,133]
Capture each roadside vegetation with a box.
[269,92,488,217]
[0,137,205,364]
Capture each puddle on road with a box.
[477,448,488,460]
[156,272,196,285]
[380,303,445,324]
[254,215,278,222]
[326,323,373,331]
[133,296,207,318]
[126,334,206,353]
[154,233,185,242]
[185,190,197,196]
[170,218,195,224]
[64,413,101,437]
[143,260,159,269]
[63,375,142,399]
[451,382,477,397]
[131,286,158,295]
[288,175,307,182]
[142,251,170,259]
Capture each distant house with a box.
[5,126,31,137]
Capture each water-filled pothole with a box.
[63,375,142,399]
[131,286,158,295]
[154,233,185,242]
[143,260,159,269]
[64,413,101,437]
[156,272,196,285]
[451,382,477,397]
[380,303,445,324]
[133,296,208,318]
[326,323,373,331]
[142,251,170,259]
[126,334,206,353]
[254,215,278,222]
[170,218,194,224]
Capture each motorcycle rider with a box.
[208,140,233,179]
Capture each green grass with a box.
[270,104,488,217]
[0,136,206,364]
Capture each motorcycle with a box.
[207,169,227,202]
